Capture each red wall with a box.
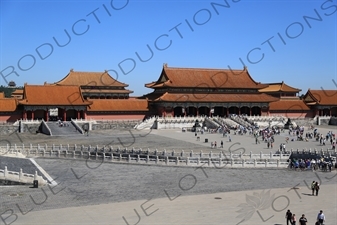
[0,114,22,122]
[269,111,314,118]
[86,113,146,120]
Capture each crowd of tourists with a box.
[289,157,334,172]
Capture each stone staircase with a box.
[46,122,82,136]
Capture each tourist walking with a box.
[291,213,296,225]
[285,209,293,225]
[316,210,325,225]
[299,214,307,225]
[220,140,223,148]
[314,182,320,196]
[311,181,316,195]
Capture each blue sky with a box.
[0,0,336,96]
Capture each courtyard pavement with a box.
[0,125,336,225]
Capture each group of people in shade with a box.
[286,209,326,225]
[290,158,334,172]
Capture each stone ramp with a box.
[46,121,82,136]
[0,156,48,186]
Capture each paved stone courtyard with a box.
[0,125,336,224]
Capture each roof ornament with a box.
[70,68,74,72]
[163,63,168,67]
[243,66,248,70]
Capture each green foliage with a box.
[0,85,23,98]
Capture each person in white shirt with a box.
[316,210,325,225]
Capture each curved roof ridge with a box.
[149,66,267,89]
[164,65,244,72]
[54,70,128,87]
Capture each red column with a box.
[23,110,27,120]
[161,107,165,117]
[77,110,80,119]
[31,111,35,120]
[226,108,229,117]
[171,108,174,117]
[250,107,252,116]
[63,109,66,121]
[196,108,199,116]
[45,110,49,121]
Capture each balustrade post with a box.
[19,168,23,181]
[4,166,8,178]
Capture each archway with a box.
[322,108,331,116]
[251,106,261,116]
[187,106,197,116]
[240,106,250,116]
[66,109,77,120]
[229,106,239,115]
[174,106,184,117]
[198,106,210,117]
[214,106,225,116]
